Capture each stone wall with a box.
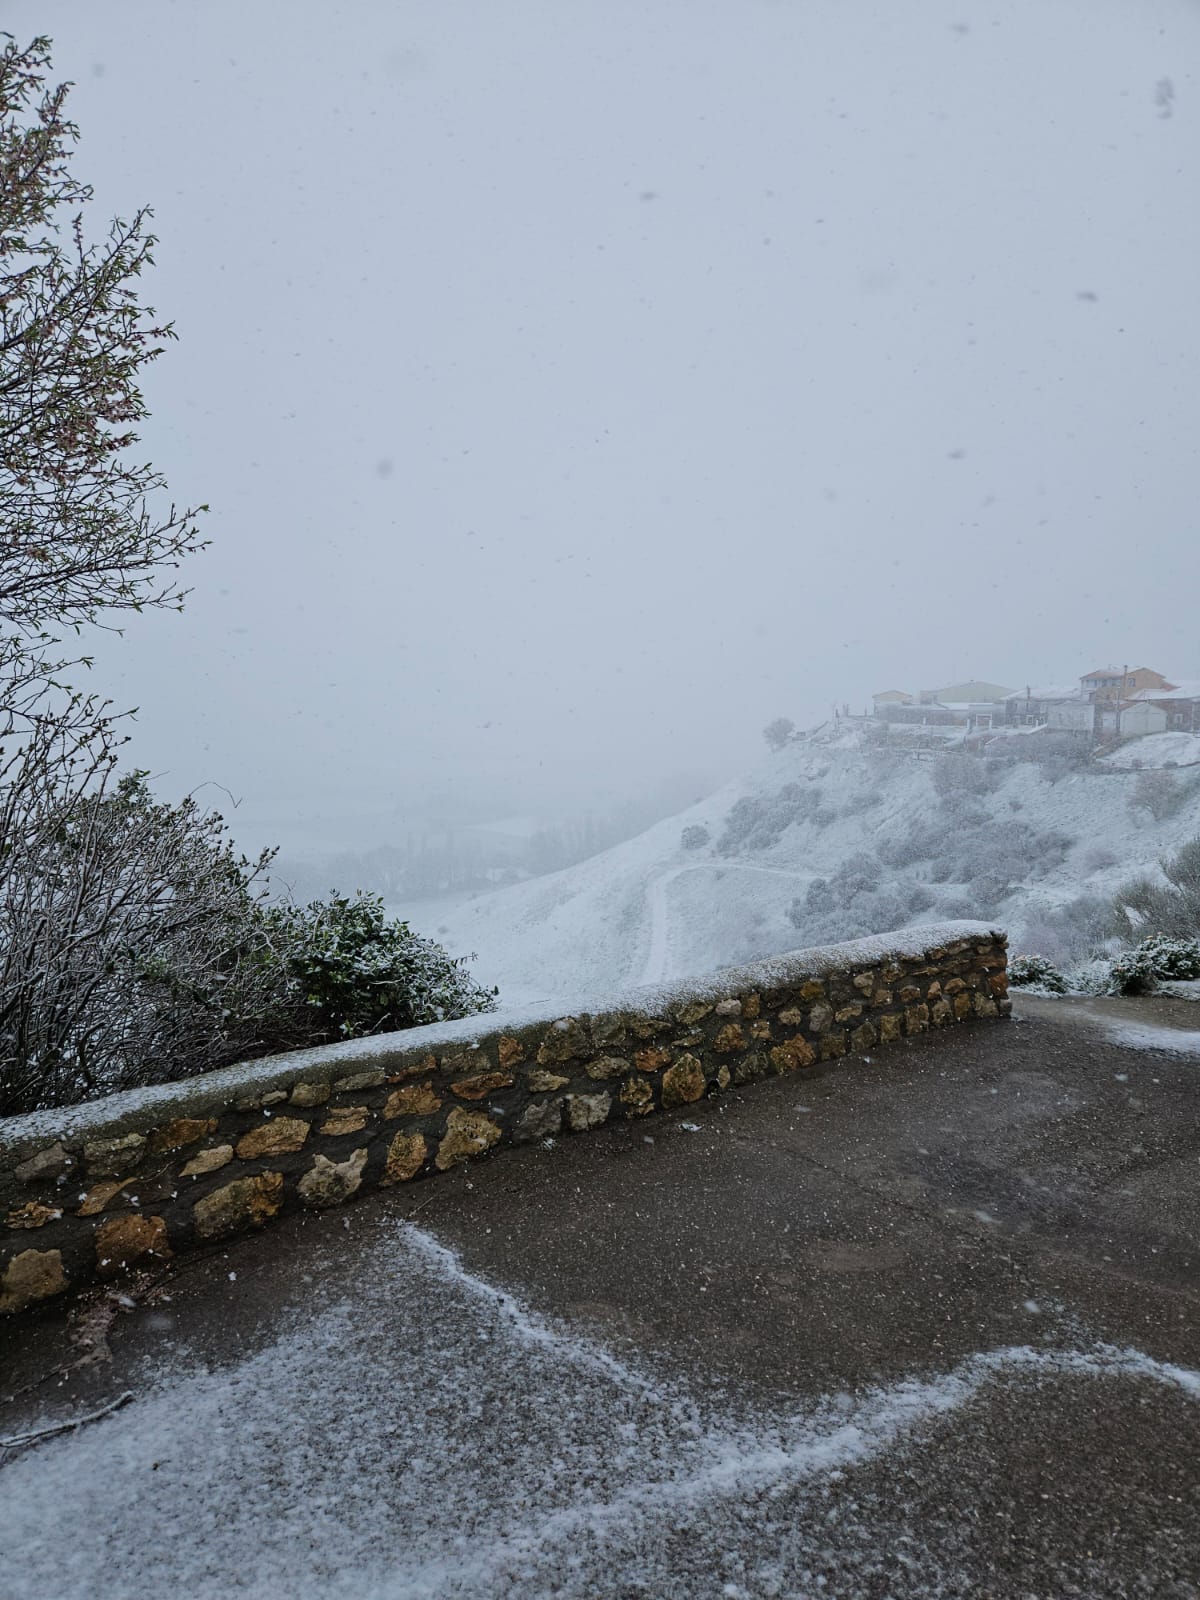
[0,923,1008,1316]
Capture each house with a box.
[1079,666,1175,702]
[918,680,1013,706]
[1119,701,1168,737]
[1129,680,1200,734]
[871,689,914,710]
[1004,685,1094,735]
[882,697,1002,732]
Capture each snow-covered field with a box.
[402,724,1200,1008]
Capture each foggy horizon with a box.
[7,0,1198,855]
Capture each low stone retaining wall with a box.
[0,922,1008,1316]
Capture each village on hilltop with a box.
[868,667,1200,753]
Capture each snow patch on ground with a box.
[1101,1023,1200,1055]
[1,1224,1198,1598]
[1159,979,1200,1001]
[1100,732,1200,770]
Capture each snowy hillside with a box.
[402,723,1200,1008]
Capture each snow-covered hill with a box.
[402,723,1200,1008]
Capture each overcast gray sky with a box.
[9,0,1199,842]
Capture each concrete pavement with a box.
[2,994,1199,1597]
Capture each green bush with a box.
[268,892,498,1041]
[1008,955,1068,993]
[1108,935,1200,994]
[0,764,498,1114]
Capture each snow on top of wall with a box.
[0,922,1000,1154]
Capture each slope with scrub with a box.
[411,723,1200,1006]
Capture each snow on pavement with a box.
[2,1223,1198,1599]
[1101,1022,1200,1055]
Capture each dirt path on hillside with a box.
[640,860,815,986]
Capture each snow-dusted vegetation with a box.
[0,42,494,1116]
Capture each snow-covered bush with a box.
[843,787,883,815]
[788,856,931,941]
[1107,946,1160,995]
[717,785,825,854]
[803,877,835,915]
[965,871,1012,914]
[877,818,944,868]
[1082,846,1118,872]
[1129,770,1184,823]
[831,851,882,898]
[1008,955,1068,993]
[1134,933,1200,979]
[270,891,498,1042]
[931,754,998,800]
[0,771,497,1115]
[680,824,710,850]
[1111,836,1200,940]
[1099,934,1200,995]
[1029,734,1090,784]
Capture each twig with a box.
[0,1389,134,1456]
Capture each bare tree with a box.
[0,40,497,1115]
[0,38,217,1113]
[0,36,204,645]
[0,769,291,1115]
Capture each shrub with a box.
[0,773,497,1115]
[763,717,795,752]
[270,892,498,1041]
[1111,835,1200,940]
[1008,955,1068,993]
[1135,933,1200,979]
[1129,770,1184,822]
[717,785,824,854]
[931,755,998,801]
[843,787,883,815]
[788,857,932,940]
[1104,935,1200,995]
[1017,895,1112,966]
[1107,946,1159,995]
[680,824,710,850]
[804,877,835,915]
[831,851,882,897]
[1030,734,1090,784]
[1082,846,1118,872]
[965,871,1012,914]
[877,818,944,869]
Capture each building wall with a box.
[1120,702,1169,737]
